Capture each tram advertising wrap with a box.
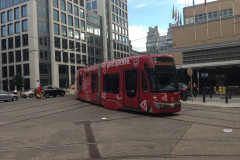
[75,54,181,114]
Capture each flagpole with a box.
[233,0,236,35]
[206,4,209,39]
[194,9,196,41]
[219,2,222,37]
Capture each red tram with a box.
[75,54,181,113]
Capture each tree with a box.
[11,73,24,90]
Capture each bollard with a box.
[225,94,228,103]
[229,92,231,99]
[210,92,212,99]
[203,93,205,103]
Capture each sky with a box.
[128,0,217,52]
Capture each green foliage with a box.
[11,73,24,90]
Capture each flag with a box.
[218,0,220,3]
[175,7,177,21]
[180,13,182,25]
[172,4,174,19]
[204,0,207,7]
[178,11,179,24]
[193,0,195,8]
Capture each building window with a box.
[23,64,29,76]
[7,10,12,21]
[75,30,80,39]
[22,20,28,32]
[24,78,30,90]
[81,32,85,41]
[15,21,20,33]
[22,5,27,17]
[9,66,14,77]
[70,53,75,63]
[54,37,60,48]
[2,67,7,78]
[76,42,80,52]
[82,44,86,53]
[68,28,74,38]
[71,66,75,75]
[75,18,79,28]
[74,5,78,16]
[53,9,59,21]
[55,50,61,62]
[60,0,65,10]
[1,39,6,50]
[68,15,73,26]
[15,36,21,47]
[92,1,97,9]
[76,54,81,63]
[1,0,5,9]
[69,40,74,49]
[8,37,13,49]
[80,0,84,7]
[1,12,6,23]
[22,34,28,46]
[1,25,6,36]
[23,49,29,61]
[53,0,58,7]
[62,38,67,49]
[8,51,14,63]
[80,9,84,18]
[14,7,19,19]
[16,64,22,74]
[54,23,60,34]
[2,53,7,64]
[61,25,67,36]
[67,2,72,13]
[63,52,68,62]
[86,2,91,10]
[81,20,85,30]
[61,12,66,24]
[15,50,21,62]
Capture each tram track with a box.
[0,97,74,114]
[0,102,91,127]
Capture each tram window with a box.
[142,71,148,92]
[79,75,82,92]
[125,70,137,98]
[103,73,119,94]
[91,73,96,94]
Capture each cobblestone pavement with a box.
[0,95,240,160]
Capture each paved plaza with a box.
[0,95,240,160]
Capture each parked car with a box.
[178,83,190,100]
[21,88,37,98]
[42,85,65,98]
[0,90,19,102]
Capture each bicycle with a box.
[36,90,45,99]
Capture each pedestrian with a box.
[14,89,18,95]
[193,83,198,98]
[37,85,44,98]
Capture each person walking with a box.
[193,83,198,98]
[37,85,44,98]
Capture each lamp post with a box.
[0,80,1,90]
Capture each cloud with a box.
[129,25,148,52]
[135,3,147,8]
[129,26,168,52]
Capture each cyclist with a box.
[37,85,44,98]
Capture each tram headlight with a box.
[153,95,158,102]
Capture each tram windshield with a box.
[145,57,178,93]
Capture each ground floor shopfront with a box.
[177,63,240,95]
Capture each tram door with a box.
[78,75,83,99]
[124,69,139,109]
[91,73,97,102]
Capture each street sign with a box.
[201,72,209,78]
[187,68,193,76]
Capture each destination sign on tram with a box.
[153,57,175,66]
